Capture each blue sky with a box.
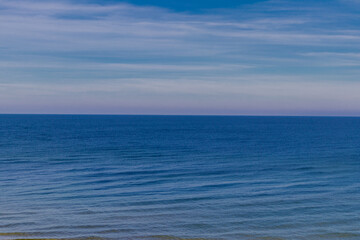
[1,0,360,115]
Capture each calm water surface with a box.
[0,115,359,240]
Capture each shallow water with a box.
[0,115,359,240]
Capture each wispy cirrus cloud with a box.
[1,0,360,114]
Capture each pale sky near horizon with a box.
[1,0,360,115]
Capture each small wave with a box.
[11,237,104,240]
[138,236,218,240]
[0,233,30,236]
[309,232,360,238]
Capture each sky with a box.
[1,0,360,115]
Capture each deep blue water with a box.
[0,115,359,240]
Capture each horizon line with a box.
[1,113,360,118]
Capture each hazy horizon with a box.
[0,113,360,118]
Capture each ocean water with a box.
[0,115,359,240]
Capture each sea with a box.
[0,115,359,240]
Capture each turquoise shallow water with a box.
[0,115,359,240]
